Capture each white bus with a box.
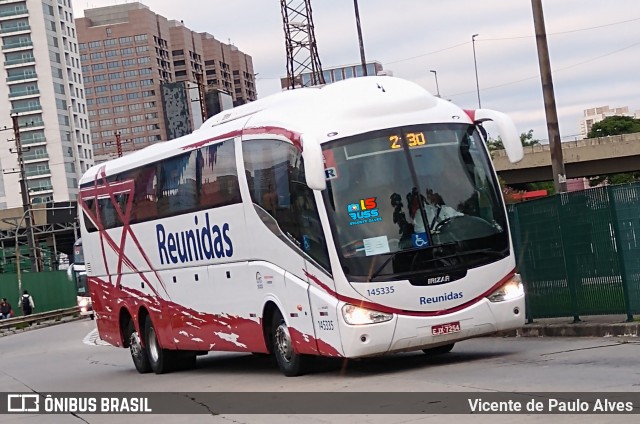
[79,76,525,376]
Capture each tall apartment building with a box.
[76,2,257,162]
[0,0,93,208]
[579,105,639,138]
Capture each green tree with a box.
[586,116,640,186]
[588,172,640,187]
[487,129,540,152]
[587,115,640,138]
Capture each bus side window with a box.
[129,165,158,223]
[243,139,330,271]
[82,197,98,233]
[198,140,241,209]
[290,180,331,271]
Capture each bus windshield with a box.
[322,123,509,281]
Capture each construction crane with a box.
[280,0,325,89]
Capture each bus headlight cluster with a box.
[341,304,393,325]
[487,274,524,302]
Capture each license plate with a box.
[432,321,461,336]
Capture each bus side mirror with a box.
[301,134,327,191]
[67,264,74,282]
[473,109,524,164]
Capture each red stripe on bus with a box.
[180,126,302,151]
[304,269,516,317]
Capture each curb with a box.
[0,315,88,337]
[497,322,640,338]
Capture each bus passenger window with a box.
[198,140,241,209]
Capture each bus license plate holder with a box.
[431,321,461,336]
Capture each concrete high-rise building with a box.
[76,2,257,162]
[0,0,93,208]
[579,105,639,139]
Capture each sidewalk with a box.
[500,314,640,337]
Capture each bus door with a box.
[303,258,344,357]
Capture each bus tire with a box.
[127,322,151,374]
[144,316,175,374]
[422,343,455,355]
[271,310,311,377]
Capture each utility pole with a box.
[532,0,566,193]
[353,0,368,76]
[9,115,39,272]
[196,73,208,123]
[115,131,122,158]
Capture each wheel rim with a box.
[275,323,293,363]
[129,331,143,360]
[147,327,160,363]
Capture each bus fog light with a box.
[342,304,393,325]
[487,274,524,303]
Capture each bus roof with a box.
[80,76,470,185]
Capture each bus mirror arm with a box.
[66,264,74,282]
[301,134,327,191]
[472,109,524,164]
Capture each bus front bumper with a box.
[339,295,525,358]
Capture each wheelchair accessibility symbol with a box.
[412,232,429,248]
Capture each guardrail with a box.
[0,307,80,332]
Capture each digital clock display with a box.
[389,132,427,149]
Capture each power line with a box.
[446,40,640,98]
[384,42,470,65]
[480,16,640,41]
[254,16,640,82]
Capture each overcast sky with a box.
[76,0,640,142]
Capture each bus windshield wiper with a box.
[426,247,507,267]
[368,244,453,281]
[368,246,505,282]
[368,251,401,281]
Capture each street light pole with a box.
[353,0,368,76]
[472,34,481,108]
[430,69,440,97]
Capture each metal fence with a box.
[0,271,76,317]
[508,182,640,321]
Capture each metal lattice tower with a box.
[280,0,325,89]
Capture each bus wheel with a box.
[144,316,175,374]
[127,322,151,373]
[422,343,455,355]
[272,310,310,377]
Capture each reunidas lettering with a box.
[419,291,463,305]
[156,213,233,264]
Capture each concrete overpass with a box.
[493,132,640,184]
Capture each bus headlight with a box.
[78,297,90,308]
[487,274,524,302]
[341,304,393,325]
